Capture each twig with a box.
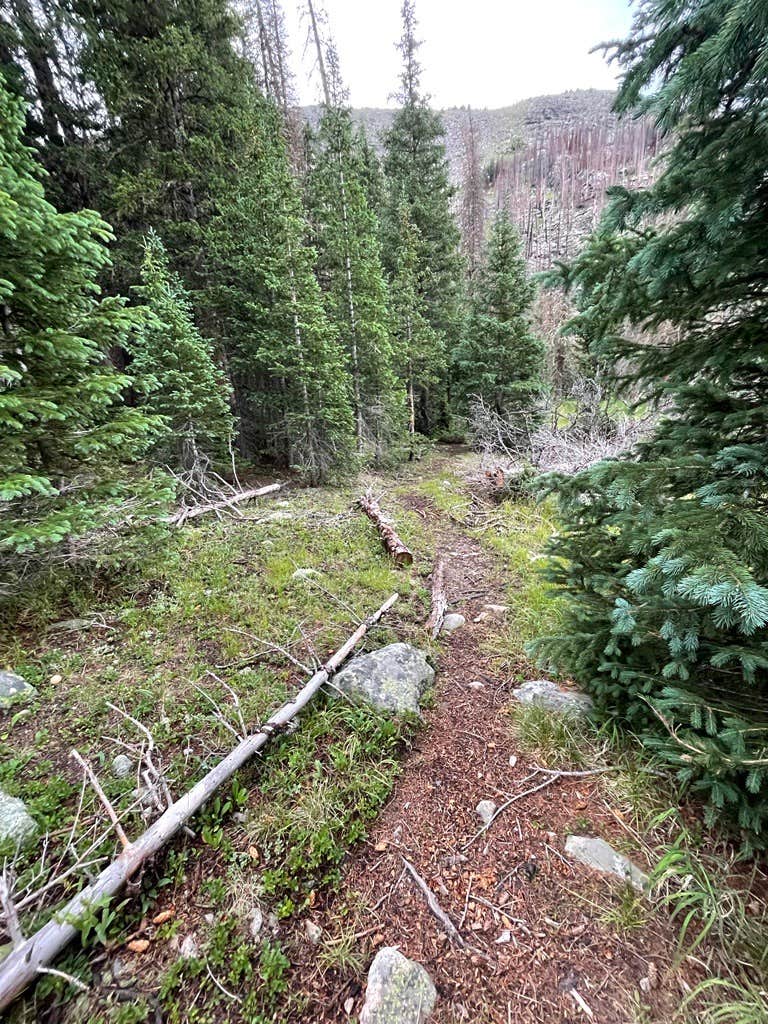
[370,867,406,913]
[401,857,467,949]
[569,988,595,1018]
[206,962,242,1004]
[0,874,23,947]
[463,773,562,850]
[36,966,89,993]
[70,750,131,851]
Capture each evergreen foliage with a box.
[205,97,356,483]
[381,0,462,435]
[532,0,768,845]
[456,210,544,416]
[307,105,403,462]
[0,78,158,583]
[131,230,234,470]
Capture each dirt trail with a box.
[309,475,670,1024]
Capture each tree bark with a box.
[425,556,447,638]
[358,491,413,567]
[0,593,399,1012]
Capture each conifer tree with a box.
[304,9,403,461]
[456,210,544,416]
[381,0,462,434]
[390,203,440,456]
[532,0,768,843]
[205,96,355,483]
[131,231,234,471]
[0,78,156,581]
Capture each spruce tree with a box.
[532,0,768,843]
[0,78,156,582]
[456,210,544,417]
[131,231,234,471]
[381,0,462,434]
[205,96,355,483]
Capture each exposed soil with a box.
[299,477,683,1024]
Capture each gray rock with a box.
[179,933,199,959]
[475,800,497,826]
[565,835,648,891]
[292,568,318,580]
[468,680,485,690]
[304,920,322,944]
[440,613,465,635]
[334,643,434,715]
[249,906,264,940]
[0,789,37,849]
[111,754,133,779]
[0,671,37,711]
[512,678,593,716]
[360,947,436,1024]
[265,510,294,522]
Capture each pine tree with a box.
[205,96,355,483]
[390,203,440,456]
[532,0,768,844]
[381,0,462,435]
[456,210,544,417]
[131,231,234,472]
[303,9,403,462]
[0,77,157,583]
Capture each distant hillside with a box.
[304,89,618,183]
[303,89,660,271]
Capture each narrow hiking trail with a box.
[1,448,690,1023]
[301,457,679,1024]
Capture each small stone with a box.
[0,670,37,711]
[49,673,62,685]
[565,835,649,891]
[483,604,509,618]
[265,510,294,522]
[0,789,37,850]
[304,920,322,944]
[112,754,133,779]
[468,680,485,690]
[440,613,465,635]
[344,996,355,1015]
[292,567,319,580]
[360,947,436,1024]
[334,643,434,716]
[494,929,512,944]
[204,913,215,926]
[179,933,199,959]
[475,799,497,826]
[250,906,264,939]
[512,679,593,716]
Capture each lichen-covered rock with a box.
[0,789,37,850]
[112,754,133,779]
[475,799,497,825]
[334,643,434,715]
[512,678,593,716]
[565,835,648,891]
[0,670,37,711]
[440,613,465,635]
[360,947,436,1024]
[291,568,319,580]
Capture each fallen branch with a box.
[167,483,283,527]
[462,772,561,851]
[0,593,398,1012]
[401,856,467,949]
[425,556,447,638]
[358,491,413,567]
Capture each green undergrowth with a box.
[0,481,429,1022]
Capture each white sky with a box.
[285,0,635,109]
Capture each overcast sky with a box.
[285,0,635,109]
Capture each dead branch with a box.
[70,750,130,851]
[425,556,448,638]
[0,593,398,1011]
[0,873,23,947]
[358,491,413,567]
[167,483,283,527]
[401,856,468,949]
[462,772,561,851]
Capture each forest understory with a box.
[1,449,764,1024]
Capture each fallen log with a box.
[167,483,283,527]
[0,593,399,1011]
[358,491,413,567]
[425,556,447,639]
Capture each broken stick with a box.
[401,856,467,949]
[0,593,399,1012]
[358,491,413,567]
[167,482,283,527]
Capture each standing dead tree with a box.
[358,491,413,566]
[0,593,399,1011]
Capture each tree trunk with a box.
[358,491,413,566]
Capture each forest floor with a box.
[0,447,756,1024]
